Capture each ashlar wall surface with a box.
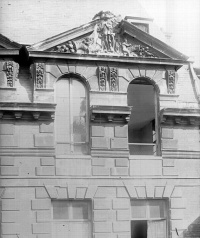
[0,58,200,238]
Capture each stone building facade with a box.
[0,11,200,238]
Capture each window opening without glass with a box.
[131,200,168,238]
[52,200,91,238]
[127,79,160,155]
[55,78,89,155]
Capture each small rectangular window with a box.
[52,200,90,221]
[72,201,89,220]
[131,200,147,219]
[53,201,69,220]
[149,200,165,219]
[52,200,91,238]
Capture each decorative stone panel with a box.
[5,61,14,87]
[98,66,119,92]
[98,66,107,91]
[109,67,118,91]
[166,70,175,94]
[35,63,45,89]
[1,61,19,88]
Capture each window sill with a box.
[160,94,179,98]
[56,155,91,159]
[35,88,54,91]
[129,155,162,160]
[0,87,16,90]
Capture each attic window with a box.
[131,23,149,33]
[124,16,152,34]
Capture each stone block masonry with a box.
[0,30,200,238]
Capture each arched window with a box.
[127,78,160,156]
[55,77,89,155]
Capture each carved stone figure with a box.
[92,11,116,21]
[97,18,115,52]
[121,39,138,57]
[56,41,76,53]
[134,45,157,58]
[52,11,157,58]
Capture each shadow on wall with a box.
[17,66,33,102]
[180,216,200,238]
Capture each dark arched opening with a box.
[127,77,161,156]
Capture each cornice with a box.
[28,13,188,64]
[162,150,200,159]
[28,20,99,51]
[28,51,187,67]
[90,105,132,123]
[0,102,56,120]
[0,34,21,49]
[160,108,200,126]
[0,49,20,56]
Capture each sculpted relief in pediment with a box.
[49,11,157,58]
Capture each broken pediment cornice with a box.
[28,11,168,59]
[27,11,189,62]
[48,15,159,58]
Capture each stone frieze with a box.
[51,11,157,58]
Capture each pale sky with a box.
[0,0,200,66]
[139,0,200,66]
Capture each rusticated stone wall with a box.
[0,59,200,238]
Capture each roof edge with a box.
[28,19,99,51]
[0,34,22,49]
[121,20,189,61]
[28,50,188,68]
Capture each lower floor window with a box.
[131,200,168,238]
[52,200,91,238]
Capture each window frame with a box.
[130,199,169,238]
[127,78,161,156]
[55,76,90,155]
[52,200,92,222]
[51,200,92,238]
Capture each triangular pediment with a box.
[28,11,188,61]
[0,34,21,49]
